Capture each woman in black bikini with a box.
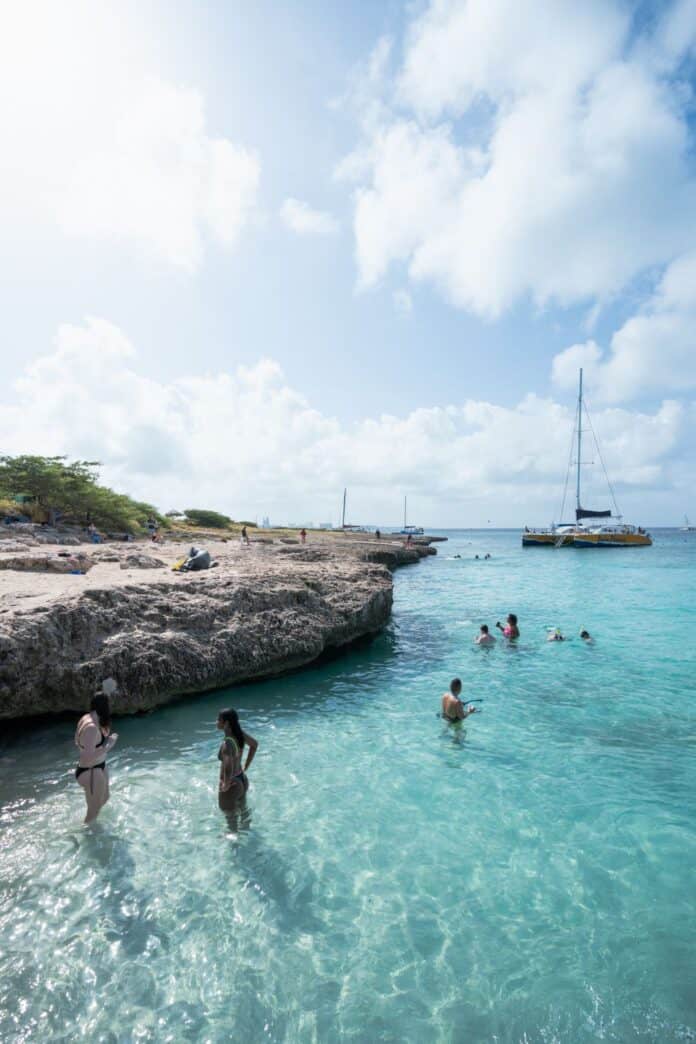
[75,690,118,824]
[216,708,258,811]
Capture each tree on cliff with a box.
[0,455,165,533]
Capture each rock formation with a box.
[0,534,436,720]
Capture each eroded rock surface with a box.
[0,535,433,719]
[0,553,93,574]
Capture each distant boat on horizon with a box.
[397,496,424,536]
[336,488,368,532]
[523,369,652,548]
[681,515,696,532]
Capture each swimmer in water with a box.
[496,613,519,639]
[216,708,258,811]
[441,678,477,722]
[547,629,565,641]
[74,685,119,824]
[475,624,496,646]
[580,629,592,641]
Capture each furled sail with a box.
[576,506,611,521]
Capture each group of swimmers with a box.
[472,614,592,645]
[74,612,593,823]
[74,680,257,824]
[472,612,520,644]
[440,615,594,724]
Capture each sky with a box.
[1,0,696,528]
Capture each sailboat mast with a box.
[404,496,407,529]
[576,368,583,514]
[342,488,347,528]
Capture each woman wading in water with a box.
[75,684,119,824]
[216,709,258,810]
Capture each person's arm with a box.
[495,621,503,632]
[243,732,258,771]
[462,704,477,718]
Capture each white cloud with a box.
[0,318,690,524]
[0,3,260,269]
[552,251,696,402]
[280,198,339,236]
[341,0,696,317]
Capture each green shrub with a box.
[184,509,232,529]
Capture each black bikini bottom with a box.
[75,761,105,779]
[75,762,106,794]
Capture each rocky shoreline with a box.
[0,531,437,720]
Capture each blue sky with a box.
[2,0,696,527]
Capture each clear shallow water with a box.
[1,529,695,1043]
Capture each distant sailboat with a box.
[681,515,696,532]
[337,488,367,532]
[523,369,652,548]
[399,496,424,536]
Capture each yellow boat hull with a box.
[572,532,652,547]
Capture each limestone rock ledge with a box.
[0,541,409,719]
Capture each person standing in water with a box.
[475,624,496,646]
[75,684,119,824]
[216,709,258,810]
[496,613,519,639]
[441,679,477,722]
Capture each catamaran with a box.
[522,369,652,548]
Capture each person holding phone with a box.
[496,613,520,639]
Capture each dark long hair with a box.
[90,693,112,730]
[218,708,245,751]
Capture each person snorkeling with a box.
[441,678,477,722]
[216,709,258,811]
[580,629,593,642]
[547,629,565,641]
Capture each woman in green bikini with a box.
[216,708,258,810]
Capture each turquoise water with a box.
[1,529,695,1042]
